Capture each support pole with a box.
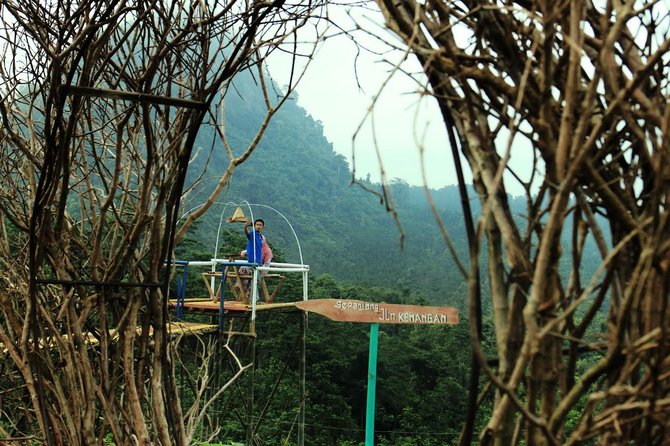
[218,265,227,331]
[298,311,306,446]
[246,334,256,446]
[365,323,379,446]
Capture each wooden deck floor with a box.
[0,321,218,355]
[169,298,300,313]
[168,320,218,335]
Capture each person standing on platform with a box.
[239,218,272,299]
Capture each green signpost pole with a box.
[365,323,379,446]
[294,299,458,446]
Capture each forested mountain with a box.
[181,72,487,308]
[180,71,602,312]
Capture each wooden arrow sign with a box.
[294,299,458,325]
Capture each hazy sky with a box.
[267,4,541,198]
[268,5,464,191]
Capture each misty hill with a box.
[180,71,598,308]
[179,75,475,307]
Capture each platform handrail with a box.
[168,258,309,324]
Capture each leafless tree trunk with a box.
[0,0,322,444]
[365,1,670,444]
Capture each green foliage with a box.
[171,270,475,445]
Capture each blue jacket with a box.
[246,230,263,264]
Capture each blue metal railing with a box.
[174,260,190,321]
